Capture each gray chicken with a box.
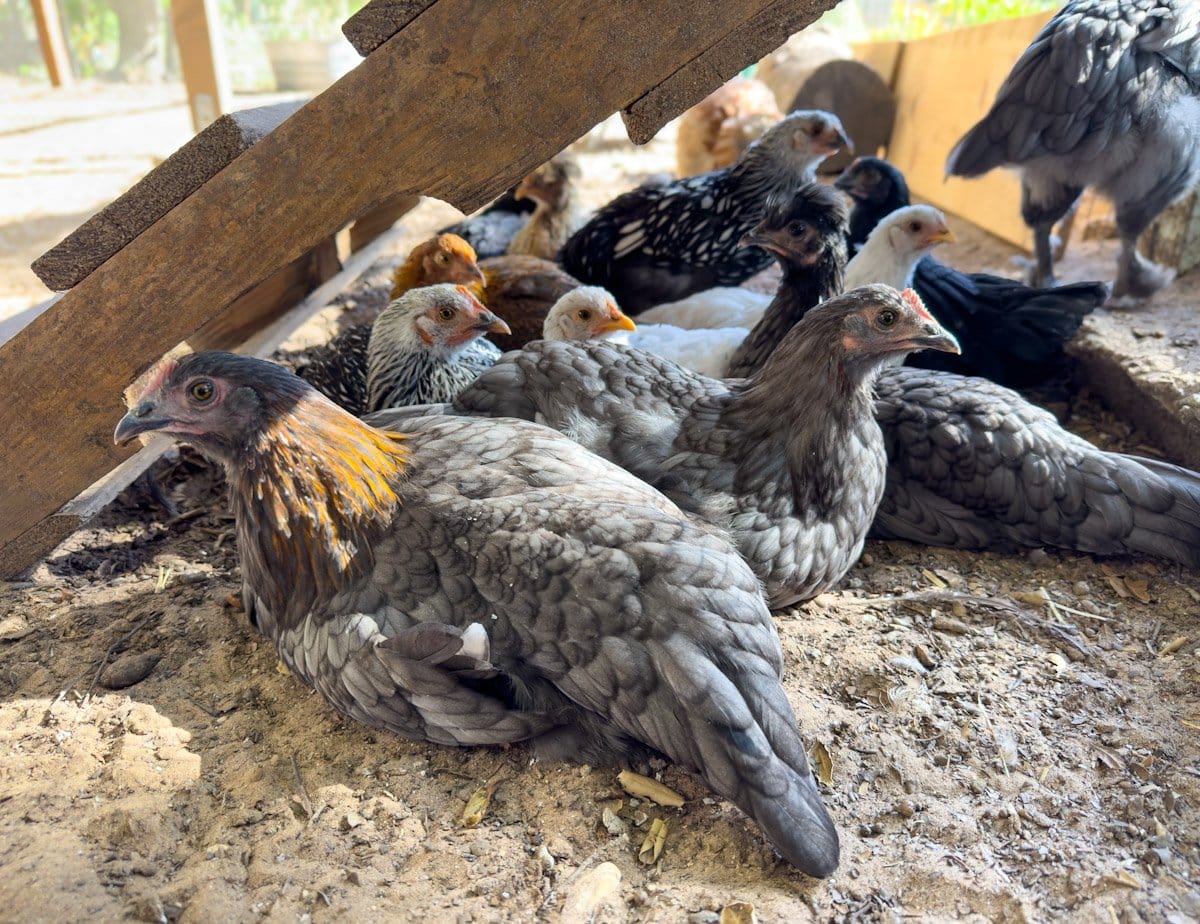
[383,286,961,609]
[113,351,840,878]
[946,0,1200,297]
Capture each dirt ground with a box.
[1,80,1198,923]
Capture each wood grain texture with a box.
[32,101,304,290]
[342,0,438,56]
[2,0,832,569]
[621,0,840,144]
[884,12,1052,249]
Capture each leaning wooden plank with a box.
[0,226,407,578]
[30,0,73,88]
[342,0,438,56]
[31,100,304,290]
[171,0,233,131]
[1,0,843,572]
[620,0,840,144]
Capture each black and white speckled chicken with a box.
[115,352,841,878]
[946,0,1200,297]
[836,157,1109,387]
[560,110,851,311]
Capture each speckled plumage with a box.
[114,351,841,878]
[438,287,957,608]
[561,111,849,311]
[946,0,1200,295]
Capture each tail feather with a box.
[1111,455,1200,568]
[945,121,1004,178]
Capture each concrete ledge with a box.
[32,101,304,291]
[1069,300,1200,469]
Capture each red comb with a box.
[901,288,935,322]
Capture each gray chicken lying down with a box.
[946,0,1200,297]
[870,370,1200,564]
[375,286,961,609]
[113,352,840,878]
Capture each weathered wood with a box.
[0,226,408,578]
[3,0,841,570]
[342,0,437,56]
[620,0,841,144]
[32,101,304,290]
[171,0,232,131]
[790,59,895,173]
[884,12,1053,249]
[30,0,73,88]
[350,193,421,252]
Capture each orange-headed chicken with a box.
[675,77,782,178]
[391,233,580,351]
[390,233,486,299]
[506,153,586,260]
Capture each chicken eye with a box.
[808,122,823,137]
[909,222,921,233]
[437,253,451,265]
[577,309,592,322]
[189,380,215,403]
[439,307,455,321]
[877,309,898,328]
[787,221,807,237]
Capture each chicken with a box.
[438,187,535,260]
[539,287,638,342]
[561,110,851,311]
[366,285,510,412]
[505,153,587,260]
[709,208,1200,570]
[635,287,772,331]
[675,77,782,178]
[422,287,960,609]
[114,352,841,878]
[843,205,955,291]
[389,234,581,352]
[726,182,850,378]
[945,0,1200,297]
[836,157,1110,388]
[550,286,749,378]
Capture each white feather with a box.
[844,204,949,291]
[637,287,773,330]
[619,323,749,378]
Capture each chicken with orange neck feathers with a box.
[114,351,842,879]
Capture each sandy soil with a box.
[1,81,1199,923]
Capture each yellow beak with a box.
[926,227,956,246]
[599,310,637,333]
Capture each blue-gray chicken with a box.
[946,0,1200,298]
[113,352,840,877]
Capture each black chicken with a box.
[836,157,1109,387]
[946,0,1200,297]
[560,110,851,311]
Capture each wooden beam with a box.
[350,193,420,252]
[0,0,844,573]
[30,0,73,88]
[0,228,402,578]
[170,0,232,131]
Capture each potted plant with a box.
[252,0,364,91]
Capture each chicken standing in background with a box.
[945,0,1200,297]
[506,153,586,260]
[115,352,841,878]
[836,157,1109,387]
[675,77,782,178]
[389,234,581,351]
[546,286,750,379]
[438,187,535,259]
[726,182,849,378]
[561,110,851,311]
[420,287,960,608]
[843,205,955,292]
[366,285,509,412]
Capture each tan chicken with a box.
[505,153,586,260]
[391,233,579,352]
[389,233,486,298]
[675,77,782,178]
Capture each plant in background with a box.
[251,0,365,41]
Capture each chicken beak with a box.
[114,400,168,445]
[908,322,961,355]
[925,227,956,246]
[599,309,637,334]
[468,263,487,286]
[739,228,787,257]
[476,311,511,336]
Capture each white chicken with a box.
[634,286,772,331]
[844,205,955,290]
[553,287,748,378]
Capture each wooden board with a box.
[30,0,73,88]
[884,12,1053,249]
[851,40,902,88]
[0,0,850,574]
[170,0,232,131]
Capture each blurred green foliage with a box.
[819,0,1057,42]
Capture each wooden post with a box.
[30,0,73,88]
[170,0,232,132]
